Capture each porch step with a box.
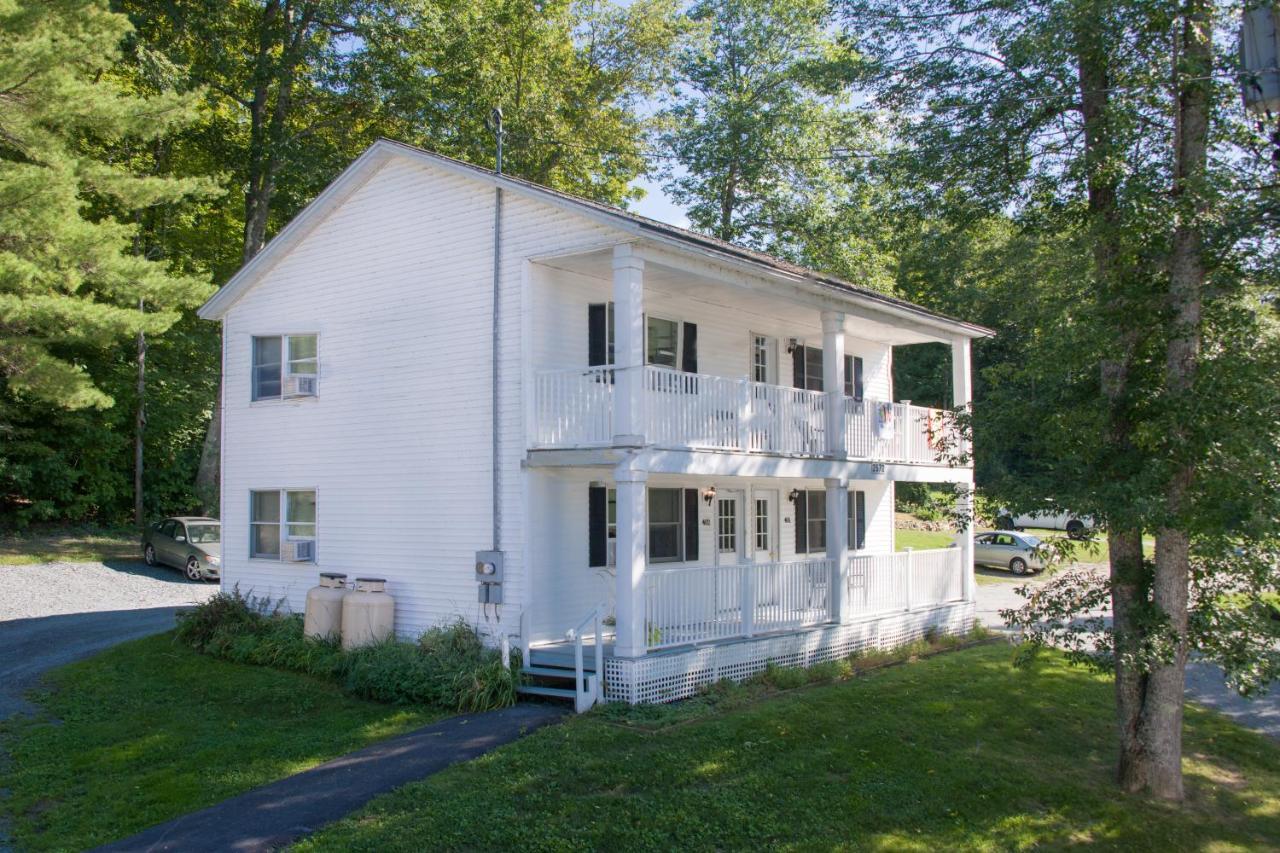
[516,684,578,700]
[523,665,587,679]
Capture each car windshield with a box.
[1021,535,1042,547]
[187,524,220,544]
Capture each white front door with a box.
[750,489,778,564]
[715,490,746,566]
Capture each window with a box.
[805,491,826,553]
[648,488,684,561]
[752,335,776,384]
[844,355,864,400]
[803,346,824,391]
[847,489,867,551]
[250,489,316,560]
[646,316,680,368]
[160,519,177,538]
[717,498,738,554]
[754,498,770,551]
[252,334,317,400]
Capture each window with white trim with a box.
[646,316,680,368]
[804,490,826,553]
[252,334,318,400]
[717,498,738,553]
[250,489,317,560]
[754,498,770,551]
[648,487,684,562]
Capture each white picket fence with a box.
[533,365,952,465]
[644,559,834,650]
[846,547,964,616]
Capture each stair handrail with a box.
[565,601,607,711]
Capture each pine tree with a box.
[0,0,213,410]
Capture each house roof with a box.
[198,138,994,340]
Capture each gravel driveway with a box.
[0,559,219,719]
[0,559,217,622]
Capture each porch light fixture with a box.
[788,488,801,503]
[786,337,799,354]
[702,486,716,506]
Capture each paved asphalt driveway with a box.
[0,559,217,718]
[974,565,1280,741]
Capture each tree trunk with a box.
[134,313,146,528]
[194,1,317,515]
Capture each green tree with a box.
[657,0,892,287]
[845,0,1280,799]
[0,0,212,412]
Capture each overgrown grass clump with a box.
[175,590,519,712]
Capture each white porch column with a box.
[825,477,849,623]
[951,336,975,602]
[821,311,847,458]
[613,466,648,658]
[613,244,645,446]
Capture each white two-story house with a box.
[198,139,992,708]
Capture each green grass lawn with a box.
[0,524,140,565]
[894,526,955,551]
[292,644,1280,853]
[0,633,442,851]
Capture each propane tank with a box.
[304,572,349,641]
[341,577,396,650]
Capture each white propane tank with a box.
[303,572,349,641]
[341,577,396,650]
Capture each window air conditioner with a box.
[284,374,317,397]
[284,539,315,562]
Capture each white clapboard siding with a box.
[220,158,614,635]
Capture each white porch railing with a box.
[846,547,964,616]
[644,558,833,650]
[532,364,956,465]
[533,366,614,447]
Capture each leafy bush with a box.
[175,592,518,712]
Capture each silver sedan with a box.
[970,530,1045,575]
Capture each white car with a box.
[996,509,1093,540]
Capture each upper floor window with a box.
[792,343,864,399]
[250,489,317,561]
[253,334,318,400]
[588,304,698,372]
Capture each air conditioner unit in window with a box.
[284,374,317,397]
[284,539,315,562]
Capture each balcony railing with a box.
[645,559,833,650]
[532,365,960,466]
[642,548,964,651]
[846,548,964,616]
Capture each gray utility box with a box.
[475,550,504,604]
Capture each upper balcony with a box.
[525,241,980,474]
[532,364,960,467]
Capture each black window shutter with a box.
[854,356,864,401]
[855,490,867,550]
[588,304,607,366]
[792,344,805,389]
[588,486,607,567]
[683,488,699,561]
[794,491,808,553]
[844,354,854,397]
[681,322,698,373]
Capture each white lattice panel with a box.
[604,602,974,704]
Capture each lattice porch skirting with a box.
[604,601,975,704]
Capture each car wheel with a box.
[1066,520,1085,540]
[185,557,204,582]
[995,515,1015,530]
[144,544,157,566]
[1010,557,1029,575]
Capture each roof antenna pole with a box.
[489,107,504,557]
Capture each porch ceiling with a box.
[535,245,950,347]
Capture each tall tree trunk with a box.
[1075,2,1166,794]
[1139,0,1213,802]
[134,309,146,528]
[194,0,316,515]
